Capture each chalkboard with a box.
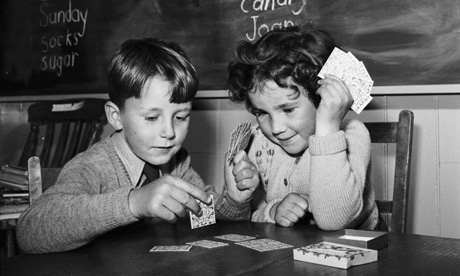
[1,0,460,96]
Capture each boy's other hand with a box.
[272,193,309,227]
[128,175,210,222]
[315,74,353,136]
[224,150,260,203]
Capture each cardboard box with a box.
[293,242,378,269]
[323,229,388,250]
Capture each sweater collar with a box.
[111,131,144,186]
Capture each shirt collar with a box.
[111,131,144,186]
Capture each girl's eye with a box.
[253,110,267,118]
[283,108,295,114]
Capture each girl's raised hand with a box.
[315,74,353,136]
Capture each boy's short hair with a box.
[227,25,338,110]
[107,37,199,110]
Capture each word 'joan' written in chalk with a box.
[39,0,88,77]
[240,0,307,41]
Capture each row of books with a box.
[0,164,30,220]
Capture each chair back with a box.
[364,110,414,233]
[18,98,107,168]
[27,156,61,204]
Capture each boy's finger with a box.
[170,187,202,216]
[170,176,210,204]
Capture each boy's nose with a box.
[160,120,175,139]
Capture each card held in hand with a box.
[189,195,216,229]
[318,47,373,114]
[228,120,252,163]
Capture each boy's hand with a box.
[224,150,259,203]
[315,74,353,136]
[128,175,210,222]
[271,193,309,227]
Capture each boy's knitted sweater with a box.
[249,119,379,230]
[17,135,250,254]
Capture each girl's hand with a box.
[224,151,260,203]
[271,193,309,227]
[315,74,353,136]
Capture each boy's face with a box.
[248,79,316,156]
[119,76,192,166]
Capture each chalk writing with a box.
[39,0,88,77]
[240,0,307,41]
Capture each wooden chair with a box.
[1,156,61,258]
[364,110,414,233]
[17,98,107,168]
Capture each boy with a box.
[17,37,259,254]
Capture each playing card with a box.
[186,239,229,249]
[149,245,192,252]
[214,234,257,242]
[235,238,293,252]
[189,195,216,229]
[228,120,252,163]
[318,47,373,114]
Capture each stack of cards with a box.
[235,238,293,252]
[189,195,216,229]
[318,47,373,114]
[149,234,293,253]
[228,121,252,163]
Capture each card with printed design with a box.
[189,195,216,229]
[235,238,293,252]
[318,47,373,114]
[149,245,192,252]
[186,239,229,249]
[214,234,257,242]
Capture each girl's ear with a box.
[105,101,123,131]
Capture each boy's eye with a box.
[145,116,159,121]
[175,114,190,121]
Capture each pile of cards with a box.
[149,234,293,253]
[189,195,216,229]
[228,121,252,163]
[318,47,373,114]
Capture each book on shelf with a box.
[0,179,28,191]
[0,212,22,220]
[0,169,28,185]
[1,164,28,177]
[0,203,29,214]
[293,242,378,269]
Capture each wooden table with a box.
[2,219,460,275]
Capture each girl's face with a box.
[248,79,316,156]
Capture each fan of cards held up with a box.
[318,47,374,114]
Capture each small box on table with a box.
[323,229,388,250]
[293,242,378,269]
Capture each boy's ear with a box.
[105,101,123,131]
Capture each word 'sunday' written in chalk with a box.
[39,0,88,77]
[240,0,306,41]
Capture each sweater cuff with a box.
[262,198,282,224]
[309,131,347,156]
[98,186,138,231]
[216,194,251,221]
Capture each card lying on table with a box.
[189,195,216,229]
[318,47,373,114]
[293,242,378,269]
[149,245,192,252]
